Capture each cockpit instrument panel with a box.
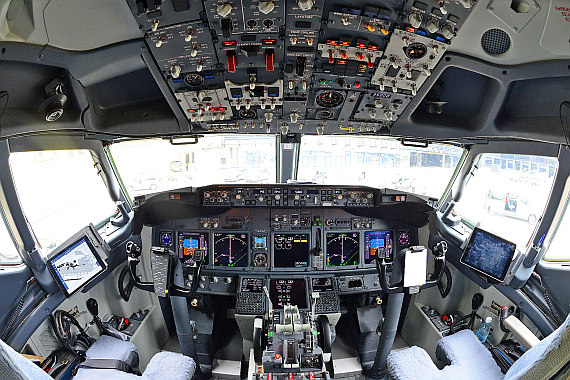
[201,186,375,207]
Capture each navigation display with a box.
[270,279,307,309]
[214,233,249,267]
[241,278,264,293]
[177,232,208,265]
[461,227,516,282]
[312,277,335,292]
[326,232,359,266]
[48,238,105,296]
[273,233,310,268]
[364,231,393,264]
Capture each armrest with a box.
[504,315,540,349]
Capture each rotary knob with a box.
[197,91,206,102]
[425,18,439,34]
[459,0,471,9]
[374,99,383,108]
[368,109,377,118]
[297,0,314,11]
[258,1,275,14]
[440,24,454,39]
[216,3,233,17]
[408,12,422,28]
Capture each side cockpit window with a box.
[453,153,558,251]
[9,150,116,256]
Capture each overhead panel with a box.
[126,0,477,135]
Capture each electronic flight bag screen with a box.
[273,233,310,268]
[47,237,106,297]
[461,227,516,282]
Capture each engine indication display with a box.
[273,233,310,268]
[270,279,308,309]
[177,231,208,265]
[326,232,359,266]
[214,233,249,267]
[364,231,393,264]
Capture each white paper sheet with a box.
[403,247,428,287]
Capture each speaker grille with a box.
[481,29,511,56]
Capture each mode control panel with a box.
[201,186,376,207]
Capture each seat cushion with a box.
[387,346,441,380]
[142,352,196,380]
[437,329,503,380]
[0,339,52,380]
[73,367,139,380]
[388,331,505,380]
[85,335,138,368]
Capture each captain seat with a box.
[0,335,196,380]
[387,312,570,380]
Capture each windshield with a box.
[297,136,464,199]
[110,135,277,198]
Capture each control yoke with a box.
[126,241,203,298]
[375,239,447,294]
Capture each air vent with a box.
[481,29,511,56]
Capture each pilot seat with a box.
[0,334,196,380]
[387,310,570,380]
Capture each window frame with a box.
[542,187,570,262]
[0,207,23,266]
